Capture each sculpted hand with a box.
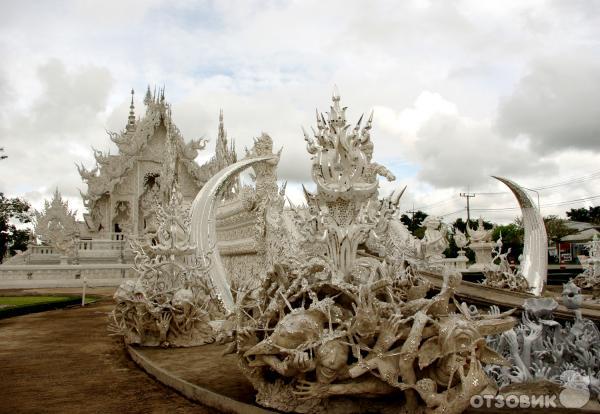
[488,305,500,317]
[523,323,542,344]
[291,350,315,373]
[502,329,519,355]
[293,380,329,399]
[375,314,405,352]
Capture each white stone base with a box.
[0,264,134,289]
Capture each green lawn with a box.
[0,296,76,308]
[0,295,100,319]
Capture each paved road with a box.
[0,289,215,414]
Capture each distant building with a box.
[555,221,600,264]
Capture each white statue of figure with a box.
[421,215,449,260]
[454,228,469,250]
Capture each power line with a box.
[531,169,600,191]
[414,196,458,211]
[440,208,466,218]
[436,194,600,216]
[473,169,600,197]
[468,193,600,212]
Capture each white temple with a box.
[16,89,236,265]
[0,88,238,286]
[77,87,237,240]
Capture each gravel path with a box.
[0,289,215,414]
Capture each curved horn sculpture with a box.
[191,155,278,312]
[493,176,547,296]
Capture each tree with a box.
[491,222,524,262]
[0,193,33,263]
[452,217,494,234]
[400,210,428,239]
[544,215,577,244]
[566,207,600,225]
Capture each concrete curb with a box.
[127,345,275,414]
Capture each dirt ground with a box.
[0,288,217,414]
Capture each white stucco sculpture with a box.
[481,236,529,293]
[221,91,516,414]
[466,217,496,272]
[33,189,80,262]
[573,234,600,296]
[109,181,223,347]
[421,216,449,261]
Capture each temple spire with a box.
[144,85,152,106]
[215,109,228,165]
[127,89,136,132]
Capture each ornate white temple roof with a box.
[77,87,236,210]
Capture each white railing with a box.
[29,246,57,255]
[92,232,126,241]
[30,237,126,255]
[78,239,124,251]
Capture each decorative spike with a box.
[279,180,287,196]
[302,184,315,202]
[366,110,374,127]
[286,196,296,210]
[144,85,152,105]
[355,113,364,129]
[332,84,340,101]
[302,126,312,142]
[391,185,407,206]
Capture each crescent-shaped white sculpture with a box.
[191,155,277,312]
[493,176,547,296]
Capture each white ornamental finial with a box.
[127,89,136,131]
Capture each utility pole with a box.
[406,203,418,232]
[460,192,476,224]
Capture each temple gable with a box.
[78,87,237,239]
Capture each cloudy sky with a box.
[1,0,599,224]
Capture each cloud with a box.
[30,59,114,134]
[497,54,600,153]
[1,0,600,224]
[373,91,558,189]
[0,59,115,214]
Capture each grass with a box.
[0,295,99,319]
[0,296,76,308]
